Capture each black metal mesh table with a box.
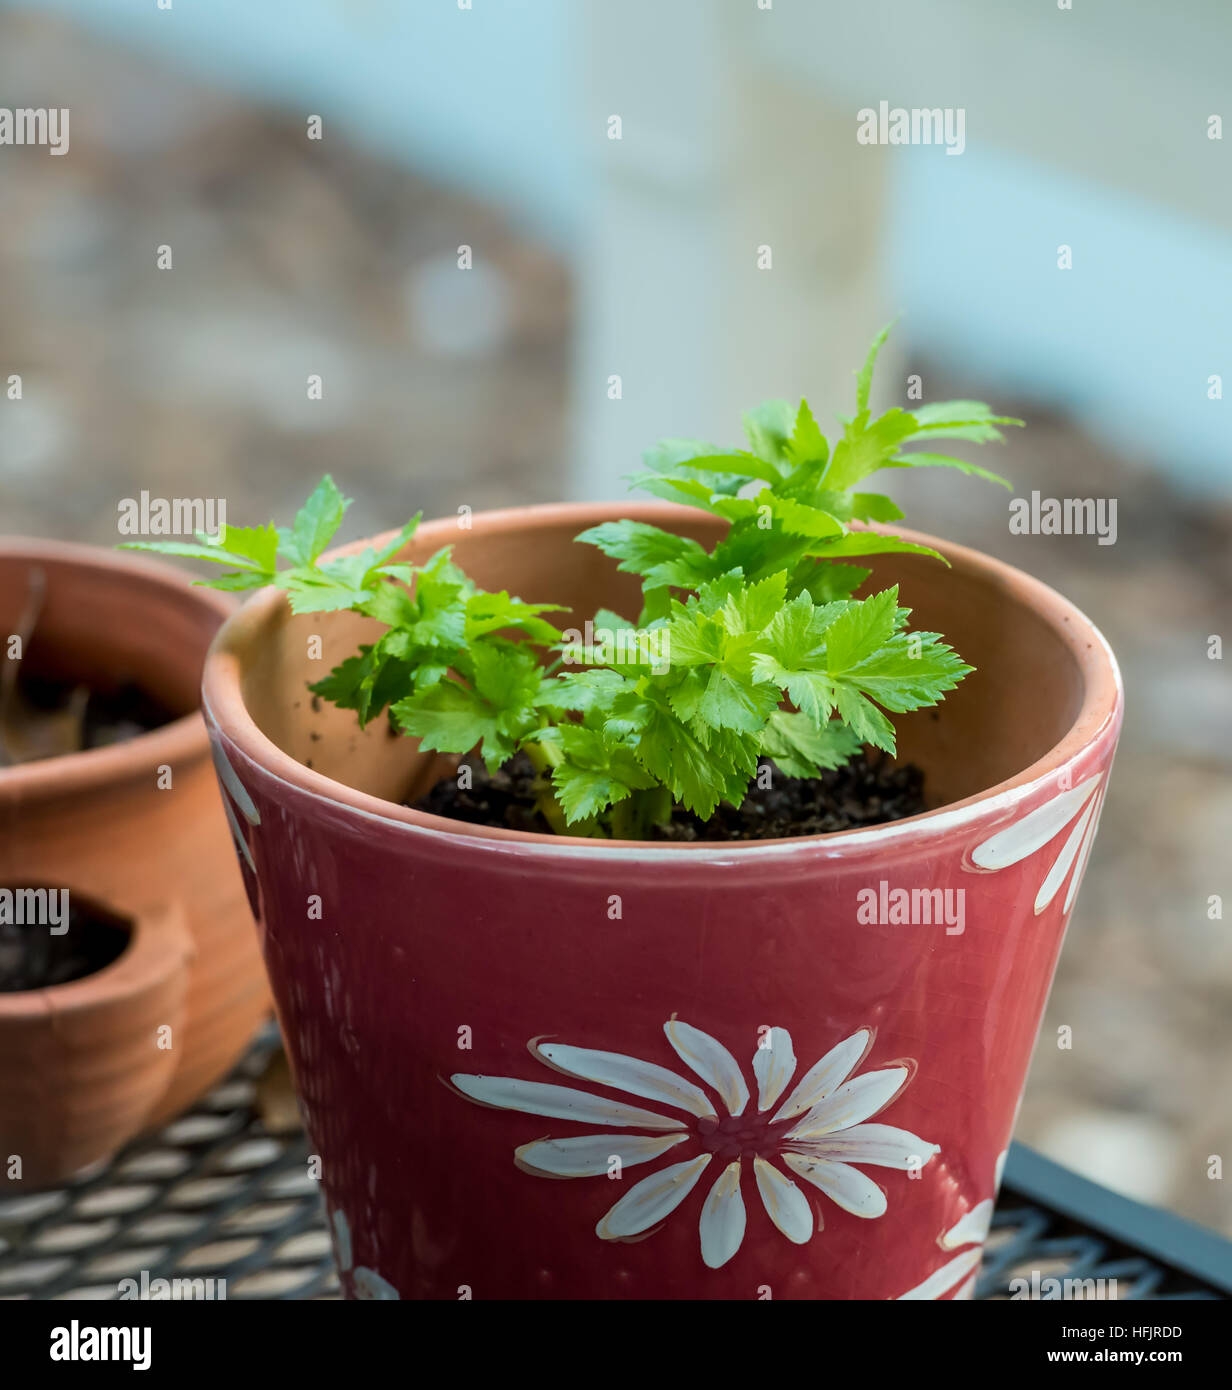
[2,1028,1228,1301]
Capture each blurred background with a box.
[1,0,1229,1235]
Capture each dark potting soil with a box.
[0,894,131,992]
[412,750,926,841]
[0,668,178,767]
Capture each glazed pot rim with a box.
[0,538,232,799]
[202,502,1124,860]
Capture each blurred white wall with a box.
[19,0,1232,498]
[23,0,587,248]
[756,0,1232,496]
[891,146,1232,498]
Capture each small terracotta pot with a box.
[203,503,1123,1300]
[0,541,270,1186]
[0,895,193,1182]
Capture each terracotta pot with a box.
[0,540,270,1186]
[0,895,193,1182]
[202,503,1122,1300]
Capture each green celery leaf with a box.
[742,400,796,471]
[575,520,714,590]
[749,591,846,720]
[849,492,905,522]
[831,687,898,752]
[789,560,870,603]
[592,607,636,633]
[550,724,657,823]
[465,590,565,644]
[370,515,422,567]
[536,668,630,717]
[469,641,542,710]
[281,573,370,614]
[912,400,1024,430]
[823,408,919,492]
[309,646,375,712]
[770,493,848,540]
[639,439,748,496]
[276,476,350,567]
[786,399,828,465]
[831,630,971,714]
[760,711,863,778]
[628,472,722,510]
[694,571,747,614]
[821,586,902,670]
[199,568,278,591]
[854,323,892,415]
[695,665,781,734]
[805,530,948,564]
[675,450,784,487]
[309,635,415,727]
[391,680,495,757]
[886,452,1010,488]
[392,644,540,769]
[718,570,789,634]
[361,578,419,629]
[665,604,725,666]
[622,694,756,819]
[710,525,813,587]
[209,523,279,573]
[119,537,271,574]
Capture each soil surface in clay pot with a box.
[412,751,926,840]
[0,665,178,767]
[0,893,131,992]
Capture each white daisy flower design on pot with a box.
[330,1207,400,1300]
[968,772,1106,915]
[451,1019,938,1270]
[896,1148,1008,1300]
[209,737,261,871]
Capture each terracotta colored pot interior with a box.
[0,883,130,992]
[0,547,217,721]
[225,505,1103,824]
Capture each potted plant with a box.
[135,329,1122,1299]
[0,541,270,1186]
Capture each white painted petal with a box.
[753,1157,813,1245]
[782,1154,887,1218]
[515,1132,688,1177]
[970,774,1100,870]
[994,1148,1009,1191]
[664,1019,749,1117]
[772,1029,870,1123]
[211,741,261,824]
[786,1067,908,1139]
[1063,786,1105,912]
[537,1042,715,1118]
[896,1247,983,1300]
[1034,796,1097,913]
[353,1266,400,1300]
[954,1272,979,1300]
[792,1122,939,1170]
[752,1027,797,1112]
[596,1155,712,1240]
[451,1074,682,1130]
[221,794,256,871]
[331,1208,353,1271]
[699,1161,747,1269]
[941,1198,993,1249]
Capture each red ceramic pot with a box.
[202,503,1122,1300]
